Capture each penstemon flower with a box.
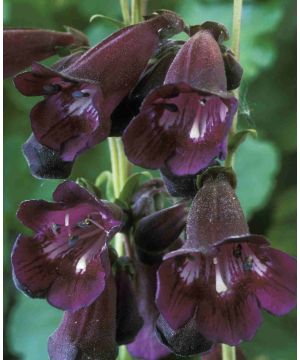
[13,11,185,167]
[156,172,296,346]
[12,181,123,311]
[123,22,239,176]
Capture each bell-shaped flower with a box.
[13,11,185,165]
[156,172,296,345]
[11,181,123,312]
[123,22,238,176]
[48,271,118,360]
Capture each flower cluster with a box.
[7,7,296,360]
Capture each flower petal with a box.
[30,82,105,162]
[12,235,57,297]
[254,247,297,315]
[196,292,262,345]
[47,245,109,311]
[156,254,198,330]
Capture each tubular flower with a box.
[13,11,185,165]
[115,257,143,345]
[11,181,123,312]
[127,262,174,360]
[4,27,88,79]
[156,172,296,345]
[48,271,118,360]
[123,22,238,176]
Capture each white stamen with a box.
[215,269,228,294]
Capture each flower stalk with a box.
[222,344,237,360]
[225,0,243,168]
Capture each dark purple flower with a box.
[115,257,143,345]
[13,11,185,164]
[48,271,118,360]
[156,172,296,345]
[134,203,187,264]
[127,262,174,360]
[110,40,183,136]
[123,23,238,176]
[4,27,88,79]
[12,181,123,311]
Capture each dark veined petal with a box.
[156,253,200,330]
[123,84,237,176]
[30,81,105,162]
[12,230,110,311]
[196,291,262,346]
[252,247,297,316]
[48,272,118,360]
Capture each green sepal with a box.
[118,171,153,208]
[76,177,101,197]
[89,14,124,28]
[228,128,257,154]
[95,171,114,202]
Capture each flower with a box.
[115,257,143,345]
[13,11,185,166]
[4,27,88,79]
[134,203,187,264]
[156,172,296,345]
[11,181,123,311]
[123,22,238,176]
[127,262,174,360]
[48,271,118,360]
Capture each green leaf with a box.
[8,295,62,360]
[95,170,114,201]
[235,137,280,218]
[118,171,152,207]
[267,187,296,256]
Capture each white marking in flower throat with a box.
[76,256,87,274]
[179,258,200,285]
[65,213,70,227]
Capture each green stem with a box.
[108,138,120,198]
[222,344,236,360]
[225,0,243,169]
[131,0,142,24]
[120,0,130,25]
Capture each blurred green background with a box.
[3,0,296,359]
